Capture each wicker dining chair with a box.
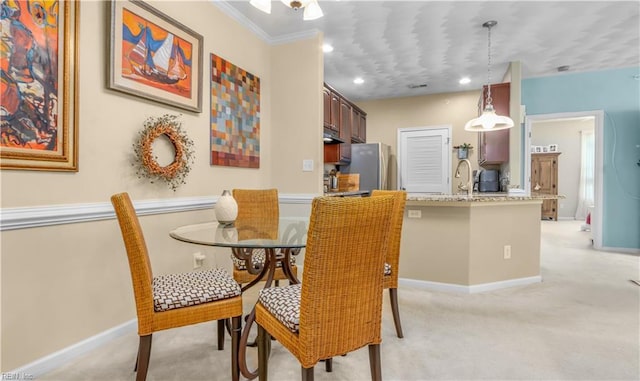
[371,190,408,338]
[255,196,395,381]
[111,193,243,381]
[231,189,298,286]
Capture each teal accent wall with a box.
[522,67,640,250]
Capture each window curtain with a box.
[575,130,595,220]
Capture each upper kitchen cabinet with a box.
[323,87,340,133]
[338,98,352,162]
[478,82,510,165]
[323,83,366,164]
[351,106,367,143]
[323,87,332,130]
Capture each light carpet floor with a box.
[39,220,639,380]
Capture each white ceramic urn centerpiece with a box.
[215,190,238,226]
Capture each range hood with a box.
[323,129,345,144]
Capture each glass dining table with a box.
[169,217,308,380]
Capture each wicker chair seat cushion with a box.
[153,268,241,312]
[231,249,296,270]
[258,284,301,332]
[384,262,391,276]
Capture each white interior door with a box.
[397,126,451,193]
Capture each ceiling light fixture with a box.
[322,43,334,53]
[353,77,364,85]
[249,0,271,14]
[250,0,323,20]
[459,77,471,85]
[464,21,514,132]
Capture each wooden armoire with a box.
[531,152,560,220]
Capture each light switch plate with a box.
[302,159,314,172]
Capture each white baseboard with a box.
[10,319,136,379]
[399,275,542,294]
[600,246,640,255]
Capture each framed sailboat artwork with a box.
[108,0,203,112]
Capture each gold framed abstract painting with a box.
[0,0,79,171]
[108,0,203,113]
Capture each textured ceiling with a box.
[215,1,640,101]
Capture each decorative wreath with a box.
[133,114,194,191]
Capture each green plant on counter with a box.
[453,143,474,150]
[454,143,473,159]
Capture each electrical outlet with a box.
[408,210,422,218]
[503,245,511,259]
[193,252,205,269]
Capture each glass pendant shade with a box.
[250,0,271,14]
[464,104,514,131]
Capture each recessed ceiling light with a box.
[459,77,471,85]
[322,43,334,53]
[353,77,364,85]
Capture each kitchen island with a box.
[399,193,548,293]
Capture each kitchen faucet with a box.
[455,159,473,196]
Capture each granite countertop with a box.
[407,192,563,203]
[324,190,370,197]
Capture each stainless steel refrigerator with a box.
[344,143,391,193]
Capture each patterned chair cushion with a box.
[153,268,241,312]
[384,262,392,276]
[231,249,296,271]
[258,284,301,332]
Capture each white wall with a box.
[531,118,595,219]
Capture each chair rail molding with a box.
[0,194,317,231]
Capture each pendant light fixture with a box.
[250,0,323,21]
[464,20,514,132]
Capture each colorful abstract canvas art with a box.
[210,54,260,168]
[0,0,79,171]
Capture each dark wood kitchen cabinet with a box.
[323,87,332,130]
[358,112,366,142]
[323,87,340,133]
[323,83,366,164]
[351,107,367,143]
[478,82,510,165]
[338,99,352,162]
